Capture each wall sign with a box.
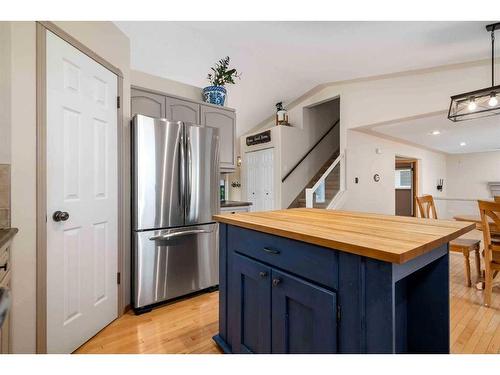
[246,130,271,146]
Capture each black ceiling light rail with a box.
[281,119,340,183]
[448,22,500,122]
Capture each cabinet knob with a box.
[259,271,268,278]
[272,278,282,287]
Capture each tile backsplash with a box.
[0,164,10,228]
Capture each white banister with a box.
[305,153,345,209]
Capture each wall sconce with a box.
[236,156,242,167]
[437,179,444,192]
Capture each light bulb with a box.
[468,98,477,111]
[460,142,466,147]
[488,93,498,107]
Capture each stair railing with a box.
[282,119,340,183]
[305,152,345,208]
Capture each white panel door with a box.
[46,31,118,353]
[244,148,274,212]
[260,149,274,210]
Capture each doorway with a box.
[36,22,124,354]
[395,157,419,217]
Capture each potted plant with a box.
[203,56,240,106]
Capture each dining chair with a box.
[416,195,481,287]
[477,200,500,306]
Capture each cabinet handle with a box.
[263,247,280,255]
[272,278,282,287]
[0,262,7,271]
[259,271,268,278]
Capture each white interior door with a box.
[244,148,274,212]
[46,31,118,353]
[260,149,274,210]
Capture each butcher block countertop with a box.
[213,208,475,264]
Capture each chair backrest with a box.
[416,195,438,219]
[478,200,500,255]
[494,196,500,203]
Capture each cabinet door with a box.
[200,105,236,171]
[131,88,166,118]
[230,254,271,353]
[271,270,338,353]
[165,96,200,123]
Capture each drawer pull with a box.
[272,278,282,287]
[259,271,268,278]
[263,247,280,255]
[0,262,7,271]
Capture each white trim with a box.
[305,153,345,208]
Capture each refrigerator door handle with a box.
[149,228,214,241]
[186,134,192,216]
[179,133,186,209]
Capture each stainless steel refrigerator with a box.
[132,114,220,313]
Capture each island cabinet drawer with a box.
[227,226,338,290]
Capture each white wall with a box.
[0,22,11,164]
[131,69,203,102]
[10,21,37,354]
[340,130,447,216]
[446,151,500,199]
[442,150,500,219]
[249,59,500,214]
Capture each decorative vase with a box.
[202,85,227,106]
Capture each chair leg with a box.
[484,263,492,307]
[474,247,481,283]
[463,250,472,287]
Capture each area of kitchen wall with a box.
[0,22,11,228]
[131,69,203,101]
[442,150,500,219]
[340,130,448,216]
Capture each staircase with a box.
[289,149,340,208]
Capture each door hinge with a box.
[117,272,121,285]
[117,96,121,109]
[337,305,341,322]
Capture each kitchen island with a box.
[212,208,475,354]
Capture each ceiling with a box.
[115,21,491,136]
[368,112,500,154]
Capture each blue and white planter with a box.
[202,85,227,106]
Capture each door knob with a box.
[53,211,69,222]
[259,271,268,278]
[272,278,282,287]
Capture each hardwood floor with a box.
[76,233,500,354]
[75,291,222,354]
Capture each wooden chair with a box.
[494,196,500,203]
[416,195,481,287]
[478,200,500,306]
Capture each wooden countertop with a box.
[213,208,475,264]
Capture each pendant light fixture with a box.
[448,22,500,122]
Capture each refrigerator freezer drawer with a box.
[133,223,219,309]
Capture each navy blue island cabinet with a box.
[212,209,475,354]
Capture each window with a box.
[395,169,412,189]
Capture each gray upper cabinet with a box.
[131,88,166,118]
[165,96,200,124]
[131,87,236,172]
[201,105,236,171]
